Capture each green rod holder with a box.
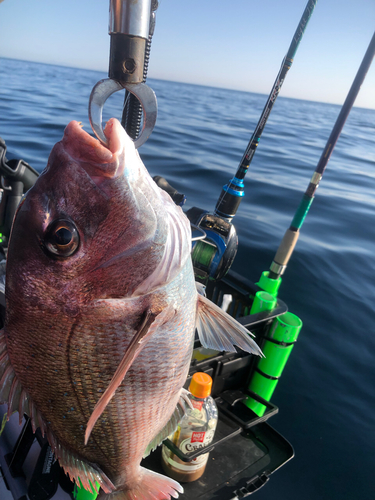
[73,479,100,500]
[245,311,303,416]
[250,290,277,314]
[257,271,282,297]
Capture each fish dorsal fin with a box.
[143,388,193,458]
[196,294,264,356]
[85,305,175,445]
[0,330,115,495]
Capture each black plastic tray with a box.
[143,421,294,500]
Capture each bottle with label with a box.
[161,372,218,482]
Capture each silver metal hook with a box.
[88,79,157,149]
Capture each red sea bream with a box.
[0,118,262,499]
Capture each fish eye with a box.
[44,219,80,257]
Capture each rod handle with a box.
[269,228,300,277]
[153,176,186,206]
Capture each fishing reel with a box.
[153,177,238,282]
[186,207,238,282]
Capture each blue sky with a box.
[0,0,374,109]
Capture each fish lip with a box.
[103,118,124,156]
[61,119,127,181]
[62,118,125,161]
[63,121,113,160]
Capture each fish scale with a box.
[50,268,193,477]
[0,118,262,499]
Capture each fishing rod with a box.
[245,30,375,417]
[189,0,317,282]
[214,0,317,221]
[264,30,375,287]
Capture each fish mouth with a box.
[61,119,127,180]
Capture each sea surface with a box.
[1,58,375,500]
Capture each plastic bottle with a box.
[161,372,218,482]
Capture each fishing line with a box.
[214,0,317,220]
[267,30,375,281]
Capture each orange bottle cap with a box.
[189,372,212,399]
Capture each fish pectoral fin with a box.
[143,388,193,458]
[85,306,175,445]
[196,293,264,356]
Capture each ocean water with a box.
[1,58,375,500]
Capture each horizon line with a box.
[1,55,374,112]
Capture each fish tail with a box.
[98,467,183,500]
